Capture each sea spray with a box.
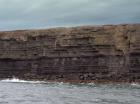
[0,77,46,84]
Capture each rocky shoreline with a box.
[0,24,139,83]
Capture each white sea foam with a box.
[0,77,46,84]
[87,82,95,86]
[131,82,140,87]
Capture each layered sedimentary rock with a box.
[0,24,139,82]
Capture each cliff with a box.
[0,24,139,83]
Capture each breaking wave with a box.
[131,82,140,87]
[0,77,46,84]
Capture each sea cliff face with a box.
[0,24,139,83]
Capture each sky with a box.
[0,0,140,31]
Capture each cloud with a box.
[0,0,140,30]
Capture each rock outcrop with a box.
[0,24,139,83]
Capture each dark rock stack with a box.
[0,24,139,83]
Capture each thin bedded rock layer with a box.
[0,24,139,83]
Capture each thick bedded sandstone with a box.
[0,24,139,83]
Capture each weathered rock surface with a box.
[0,24,139,83]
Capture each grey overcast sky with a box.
[0,0,140,30]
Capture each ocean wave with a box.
[131,83,140,87]
[0,77,46,84]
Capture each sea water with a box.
[0,78,140,104]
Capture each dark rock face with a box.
[0,24,140,83]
